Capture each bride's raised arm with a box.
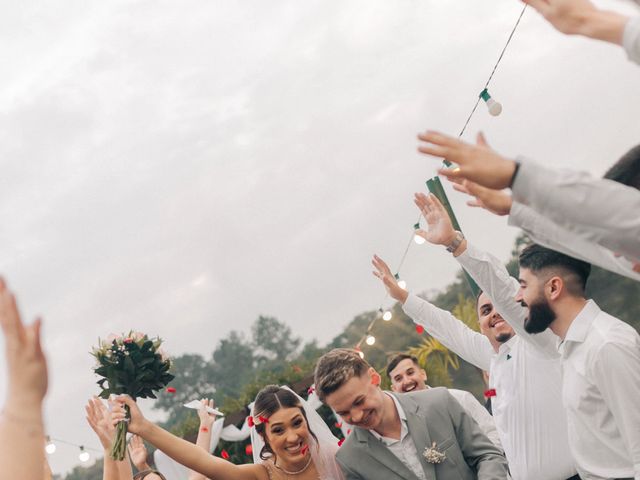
[112,396,265,480]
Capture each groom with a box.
[314,348,508,480]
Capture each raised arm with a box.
[451,179,640,279]
[112,396,263,480]
[522,0,640,65]
[372,255,494,371]
[188,399,217,480]
[0,278,48,480]
[413,192,559,356]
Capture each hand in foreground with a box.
[523,0,596,35]
[128,435,151,471]
[418,131,516,190]
[196,399,217,428]
[85,397,117,450]
[372,255,408,303]
[413,193,457,246]
[451,179,513,216]
[0,278,48,407]
[111,395,146,435]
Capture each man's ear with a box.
[547,276,563,301]
[370,367,381,386]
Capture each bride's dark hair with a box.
[253,385,319,460]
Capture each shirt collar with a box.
[497,334,517,355]
[564,300,600,345]
[370,392,408,443]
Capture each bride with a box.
[112,385,345,480]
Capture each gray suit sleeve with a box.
[445,389,509,480]
[336,455,364,480]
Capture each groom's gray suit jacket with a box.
[335,388,508,480]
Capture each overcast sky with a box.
[1,0,639,475]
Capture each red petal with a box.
[307,386,315,395]
[245,444,253,455]
[301,445,309,455]
[335,422,342,428]
[221,450,230,460]
[247,416,254,427]
[483,388,497,398]
[259,416,269,424]
[338,438,345,447]
[415,325,425,334]
[166,387,176,393]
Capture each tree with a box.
[251,315,301,366]
[210,331,256,399]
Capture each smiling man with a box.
[386,354,501,448]
[370,192,579,480]
[314,348,508,480]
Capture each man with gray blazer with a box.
[315,348,509,480]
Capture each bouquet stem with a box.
[110,404,130,461]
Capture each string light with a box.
[78,446,91,463]
[394,274,407,290]
[479,88,502,116]
[365,335,376,346]
[45,436,56,455]
[355,5,527,355]
[413,223,425,245]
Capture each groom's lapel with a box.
[353,428,419,480]
[396,393,437,480]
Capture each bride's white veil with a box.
[250,385,344,480]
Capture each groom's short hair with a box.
[314,348,371,401]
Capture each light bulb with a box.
[382,310,392,321]
[45,440,56,455]
[397,280,407,290]
[365,335,376,346]
[480,89,502,116]
[413,234,426,245]
[79,447,90,463]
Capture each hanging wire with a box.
[360,5,528,351]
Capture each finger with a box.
[476,131,489,148]
[417,143,449,159]
[417,131,460,148]
[0,290,26,345]
[372,270,382,280]
[522,0,550,15]
[437,167,463,181]
[426,193,447,215]
[467,200,483,208]
[452,183,470,195]
[415,229,428,240]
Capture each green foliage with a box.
[61,459,103,480]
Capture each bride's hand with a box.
[111,395,148,435]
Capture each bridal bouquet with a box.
[91,332,174,460]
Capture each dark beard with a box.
[524,299,556,334]
[495,332,513,343]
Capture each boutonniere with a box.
[423,441,446,464]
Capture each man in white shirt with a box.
[372,222,577,476]
[516,243,640,479]
[403,191,640,479]
[417,131,640,265]
[522,0,640,65]
[386,353,502,449]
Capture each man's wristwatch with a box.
[445,231,465,253]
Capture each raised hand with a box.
[128,435,151,471]
[111,395,146,435]
[196,399,217,428]
[372,255,408,303]
[451,179,513,216]
[413,193,457,246]
[85,397,116,450]
[0,278,48,408]
[417,131,516,190]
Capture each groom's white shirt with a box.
[370,393,426,480]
